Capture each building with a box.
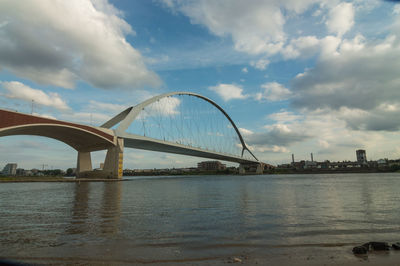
[16,168,25,176]
[356,149,367,164]
[2,163,17,176]
[197,161,226,171]
[304,160,317,169]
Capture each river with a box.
[1,173,400,265]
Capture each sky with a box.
[1,0,400,170]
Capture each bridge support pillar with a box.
[255,163,265,174]
[103,138,124,179]
[239,163,264,175]
[239,164,246,174]
[77,151,92,176]
[76,138,124,179]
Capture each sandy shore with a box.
[4,247,400,265]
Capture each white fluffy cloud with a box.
[326,2,355,36]
[248,107,400,163]
[283,36,321,59]
[161,0,337,57]
[239,127,254,136]
[209,83,248,101]
[255,82,291,101]
[245,123,310,148]
[0,0,160,89]
[2,81,70,111]
[239,126,292,154]
[250,58,270,70]
[291,32,400,131]
[88,100,127,114]
[60,112,111,125]
[142,97,181,117]
[268,110,302,123]
[394,4,400,15]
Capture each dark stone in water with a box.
[353,245,368,254]
[362,242,370,250]
[392,243,400,250]
[364,242,390,251]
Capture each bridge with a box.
[0,92,271,178]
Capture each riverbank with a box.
[267,168,400,175]
[0,176,125,182]
[3,245,400,265]
[1,170,399,182]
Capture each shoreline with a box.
[0,176,126,183]
[3,246,400,265]
[1,171,399,183]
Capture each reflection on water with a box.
[0,173,400,263]
[65,182,122,238]
[66,182,90,235]
[100,182,122,235]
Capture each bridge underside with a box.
[0,124,123,179]
[0,125,114,152]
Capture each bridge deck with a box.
[0,109,115,151]
[119,132,259,164]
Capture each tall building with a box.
[2,163,17,176]
[356,149,367,164]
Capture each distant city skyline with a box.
[1,0,400,169]
[3,148,399,173]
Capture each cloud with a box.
[241,67,248,73]
[2,81,70,111]
[338,105,400,132]
[239,126,293,154]
[250,58,270,70]
[267,110,302,123]
[255,82,291,101]
[394,4,400,15]
[209,83,248,101]
[14,140,49,150]
[60,112,111,125]
[326,2,355,36]
[160,0,362,62]
[245,105,400,163]
[239,127,253,136]
[0,0,161,89]
[247,143,289,153]
[243,123,310,148]
[88,100,127,114]
[32,112,57,120]
[283,36,321,59]
[256,109,373,160]
[140,97,181,117]
[273,107,400,160]
[160,0,334,56]
[291,33,400,131]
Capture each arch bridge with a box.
[0,92,269,178]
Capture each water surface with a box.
[1,173,399,264]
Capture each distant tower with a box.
[292,154,295,164]
[311,153,314,162]
[356,149,367,164]
[2,163,17,176]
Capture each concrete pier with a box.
[76,138,124,179]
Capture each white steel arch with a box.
[101,92,258,161]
